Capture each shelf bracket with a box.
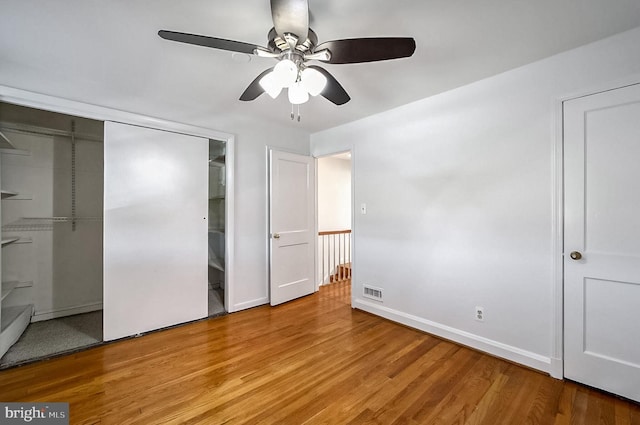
[0,129,16,149]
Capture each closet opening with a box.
[0,102,104,368]
[208,139,226,317]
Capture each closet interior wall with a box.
[208,139,225,314]
[1,102,103,330]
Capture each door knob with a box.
[272,233,281,239]
[570,251,582,260]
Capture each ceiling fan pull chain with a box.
[290,103,295,120]
[297,105,301,122]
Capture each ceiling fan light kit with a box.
[158,0,416,120]
[272,58,299,88]
[301,68,327,96]
[259,61,327,103]
[288,81,310,105]
[258,72,283,99]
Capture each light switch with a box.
[360,203,367,214]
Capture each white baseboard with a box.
[32,302,103,322]
[549,357,563,379]
[231,297,268,313]
[353,298,553,375]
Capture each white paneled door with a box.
[103,122,208,341]
[269,150,315,306]
[564,83,640,402]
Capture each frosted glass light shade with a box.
[273,59,298,88]
[301,68,327,96]
[259,72,283,99]
[288,82,309,104]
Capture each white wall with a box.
[311,27,640,374]
[318,156,351,232]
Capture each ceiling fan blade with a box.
[315,38,416,64]
[307,66,350,105]
[158,30,260,55]
[271,0,309,41]
[239,68,274,101]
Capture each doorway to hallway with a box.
[317,151,353,290]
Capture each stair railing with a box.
[318,229,352,285]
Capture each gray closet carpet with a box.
[208,286,225,317]
[0,310,102,369]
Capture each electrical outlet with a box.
[475,306,485,322]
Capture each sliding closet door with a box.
[103,122,208,341]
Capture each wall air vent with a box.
[363,285,383,301]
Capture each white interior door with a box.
[564,83,640,402]
[269,150,315,306]
[103,122,208,341]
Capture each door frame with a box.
[314,149,355,306]
[0,84,237,313]
[553,74,640,379]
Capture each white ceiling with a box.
[1,0,640,133]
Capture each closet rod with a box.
[0,122,103,143]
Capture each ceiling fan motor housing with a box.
[267,28,318,55]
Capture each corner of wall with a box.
[353,298,554,375]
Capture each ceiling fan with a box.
[158,0,416,117]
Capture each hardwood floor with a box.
[0,281,638,424]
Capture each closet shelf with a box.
[0,304,33,336]
[0,148,30,156]
[2,217,103,232]
[209,196,225,200]
[1,190,19,199]
[1,237,20,246]
[1,281,19,302]
[1,193,32,201]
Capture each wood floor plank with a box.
[553,383,577,425]
[384,349,483,424]
[570,387,589,424]
[413,355,509,424]
[631,404,640,425]
[522,373,564,425]
[0,280,638,425]
[462,371,511,425]
[614,399,632,425]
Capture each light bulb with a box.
[258,71,282,99]
[288,81,309,104]
[273,59,298,88]
[301,68,327,96]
